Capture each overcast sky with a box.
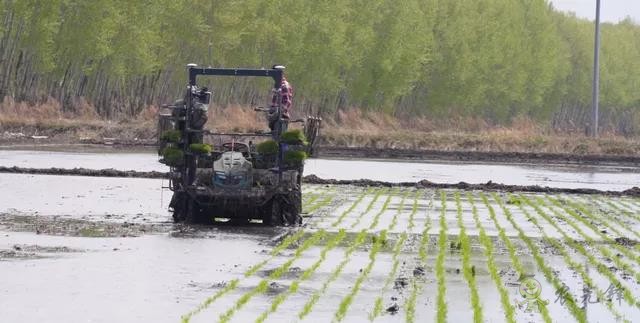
[551,0,640,23]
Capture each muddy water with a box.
[0,183,638,322]
[2,149,640,190]
[0,230,276,322]
[2,150,640,322]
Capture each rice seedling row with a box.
[305,189,401,321]
[254,229,348,323]
[342,188,388,231]
[330,187,376,227]
[367,188,398,230]
[478,193,555,323]
[620,198,640,211]
[521,195,640,309]
[297,230,370,319]
[181,228,308,322]
[595,197,640,226]
[333,230,388,322]
[303,192,320,205]
[570,196,640,249]
[454,192,484,323]
[404,191,434,323]
[407,189,421,231]
[546,196,640,265]
[182,186,640,322]
[304,192,337,215]
[369,232,408,321]
[434,190,448,323]
[349,187,389,230]
[183,186,368,322]
[466,192,517,323]
[389,189,411,231]
[542,196,640,282]
[218,230,328,323]
[506,194,628,322]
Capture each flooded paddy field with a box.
[1,170,640,322]
[2,149,640,190]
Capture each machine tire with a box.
[170,192,187,223]
[264,192,302,226]
[265,198,284,226]
[186,198,212,224]
[290,189,302,223]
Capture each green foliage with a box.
[256,140,278,154]
[3,0,640,129]
[189,143,211,154]
[284,150,307,164]
[281,129,308,145]
[161,147,184,166]
[160,130,182,143]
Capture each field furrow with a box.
[521,195,640,309]
[506,194,630,322]
[178,185,640,322]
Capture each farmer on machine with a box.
[273,75,293,118]
[268,73,293,135]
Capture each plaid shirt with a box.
[272,79,293,117]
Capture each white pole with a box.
[591,0,601,137]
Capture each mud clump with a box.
[394,277,408,290]
[0,249,41,260]
[12,244,82,253]
[0,244,79,260]
[0,166,168,179]
[302,175,640,197]
[386,303,400,315]
[267,281,287,295]
[260,267,303,280]
[614,237,638,247]
[3,166,640,196]
[0,213,171,237]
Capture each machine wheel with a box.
[264,198,283,226]
[170,192,212,224]
[264,191,302,226]
[170,192,187,223]
[186,198,212,224]
[288,190,302,225]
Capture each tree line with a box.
[0,0,639,133]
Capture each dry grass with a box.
[1,97,639,156]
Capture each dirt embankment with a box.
[2,166,639,197]
[318,146,640,166]
[0,166,166,179]
[3,111,640,166]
